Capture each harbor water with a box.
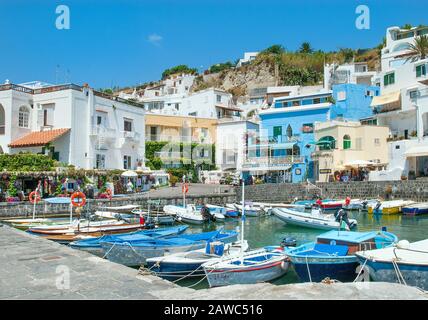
[173,211,428,289]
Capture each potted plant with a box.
[170,175,178,187]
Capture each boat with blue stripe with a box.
[402,202,428,215]
[355,239,428,290]
[286,229,398,283]
[101,229,238,267]
[69,225,188,256]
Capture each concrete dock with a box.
[0,224,427,300]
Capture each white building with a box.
[370,25,428,180]
[236,52,259,67]
[0,82,145,170]
[216,119,259,173]
[324,62,377,90]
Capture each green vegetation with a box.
[0,154,56,172]
[209,61,234,73]
[161,65,198,79]
[299,42,313,54]
[145,141,216,182]
[407,35,428,61]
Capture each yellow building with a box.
[145,113,217,144]
[312,121,390,182]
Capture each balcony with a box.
[145,134,212,144]
[242,155,305,171]
[248,134,301,148]
[0,125,4,135]
[90,126,116,142]
[122,130,141,142]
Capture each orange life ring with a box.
[71,191,86,207]
[29,191,41,204]
[182,183,189,194]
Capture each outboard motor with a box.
[201,205,216,222]
[361,200,368,210]
[280,237,297,248]
[335,209,355,229]
[374,200,382,214]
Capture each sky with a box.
[0,0,426,89]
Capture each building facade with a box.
[0,82,145,170]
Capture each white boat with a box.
[27,218,123,232]
[202,247,289,287]
[163,204,225,224]
[100,204,141,213]
[272,207,357,231]
[146,240,249,280]
[356,239,428,290]
[232,203,260,217]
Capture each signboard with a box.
[319,169,332,174]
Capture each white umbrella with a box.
[121,170,138,177]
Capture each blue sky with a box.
[0,0,426,89]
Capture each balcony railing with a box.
[242,155,305,169]
[122,130,141,142]
[145,134,212,144]
[0,125,4,135]
[248,134,301,146]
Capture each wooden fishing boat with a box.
[356,239,428,290]
[286,229,397,282]
[202,247,289,287]
[146,240,249,280]
[99,204,140,213]
[28,222,146,236]
[272,207,357,231]
[100,230,238,267]
[367,200,415,214]
[69,225,189,256]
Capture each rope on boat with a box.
[102,242,117,259]
[305,255,312,283]
[391,258,407,286]
[353,258,368,282]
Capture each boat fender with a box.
[280,260,289,270]
[397,240,410,249]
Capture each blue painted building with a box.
[243,84,379,183]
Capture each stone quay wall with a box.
[0,193,236,219]
[237,180,428,203]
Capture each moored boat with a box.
[402,202,428,215]
[202,247,289,287]
[355,239,428,290]
[286,229,398,283]
[146,239,249,280]
[69,225,188,256]
[272,207,357,231]
[368,200,415,214]
[100,229,238,267]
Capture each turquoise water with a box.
[174,211,428,289]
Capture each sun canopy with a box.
[344,160,375,167]
[405,146,428,157]
[121,170,138,177]
[370,91,400,107]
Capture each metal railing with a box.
[242,155,305,168]
[145,134,212,143]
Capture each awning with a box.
[370,91,401,107]
[8,128,70,148]
[405,146,428,157]
[344,160,375,167]
[121,170,138,177]
[215,105,243,112]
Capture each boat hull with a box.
[205,260,288,287]
[292,258,359,282]
[357,257,428,290]
[402,207,428,215]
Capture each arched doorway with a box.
[343,135,351,149]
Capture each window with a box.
[416,64,427,78]
[189,112,197,117]
[18,106,30,128]
[216,95,222,103]
[374,138,380,146]
[286,125,293,138]
[302,123,314,133]
[175,103,180,110]
[0,104,5,135]
[313,98,321,104]
[343,135,351,149]
[124,119,133,132]
[273,126,282,138]
[97,116,102,125]
[337,91,346,101]
[123,155,132,169]
[384,73,395,86]
[96,154,106,169]
[356,138,362,150]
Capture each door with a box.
[273,126,282,142]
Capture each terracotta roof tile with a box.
[9,128,70,148]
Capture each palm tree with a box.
[299,42,313,54]
[406,35,428,61]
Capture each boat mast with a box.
[241,173,245,252]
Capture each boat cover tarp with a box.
[296,243,349,257]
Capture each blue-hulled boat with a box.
[402,203,428,215]
[356,239,428,290]
[286,229,398,283]
[146,240,249,280]
[101,229,238,267]
[69,225,188,256]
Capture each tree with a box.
[299,42,313,54]
[209,61,233,73]
[339,48,355,63]
[262,44,285,55]
[401,24,413,30]
[406,35,428,61]
[161,65,198,79]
